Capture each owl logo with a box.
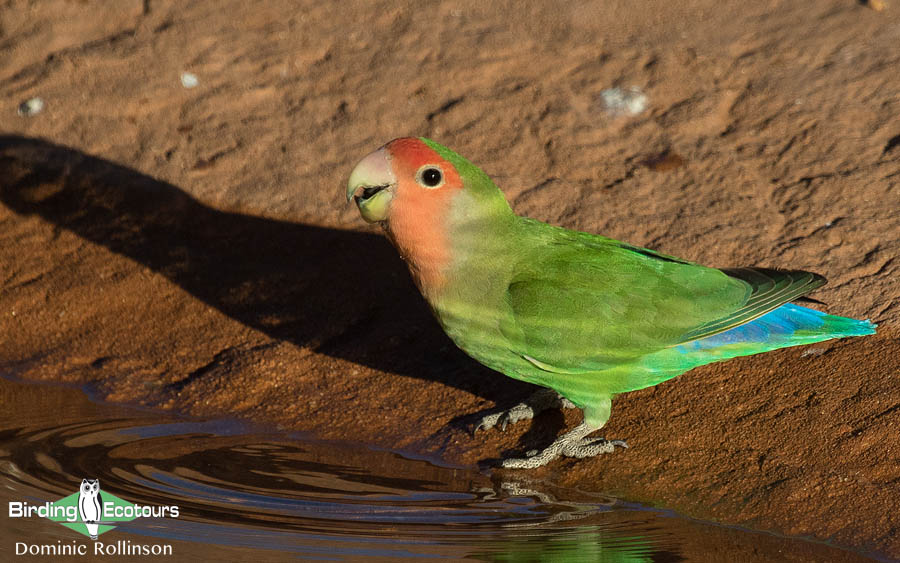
[77,478,103,540]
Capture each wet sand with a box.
[1,0,898,558]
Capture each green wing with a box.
[499,222,824,373]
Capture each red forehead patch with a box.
[385,138,462,189]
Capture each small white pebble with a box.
[599,86,648,117]
[801,348,826,358]
[17,97,44,117]
[180,72,199,89]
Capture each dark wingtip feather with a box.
[680,268,830,343]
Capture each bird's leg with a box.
[475,388,576,433]
[500,396,626,468]
[500,421,627,469]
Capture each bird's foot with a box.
[474,388,575,433]
[500,421,627,469]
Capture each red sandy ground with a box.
[1,0,898,558]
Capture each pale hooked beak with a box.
[346,147,396,223]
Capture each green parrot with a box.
[345,137,876,468]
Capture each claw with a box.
[473,411,504,434]
[473,389,576,436]
[499,421,626,469]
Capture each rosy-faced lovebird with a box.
[345,137,877,469]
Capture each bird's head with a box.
[345,137,461,223]
[346,137,511,223]
[346,137,512,292]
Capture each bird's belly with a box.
[433,298,536,381]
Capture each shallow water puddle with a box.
[0,376,878,562]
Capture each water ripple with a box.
[0,377,878,562]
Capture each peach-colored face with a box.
[384,138,463,226]
[347,137,466,294]
[383,138,464,294]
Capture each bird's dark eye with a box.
[422,168,441,186]
[416,166,444,188]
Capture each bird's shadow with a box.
[0,135,537,410]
